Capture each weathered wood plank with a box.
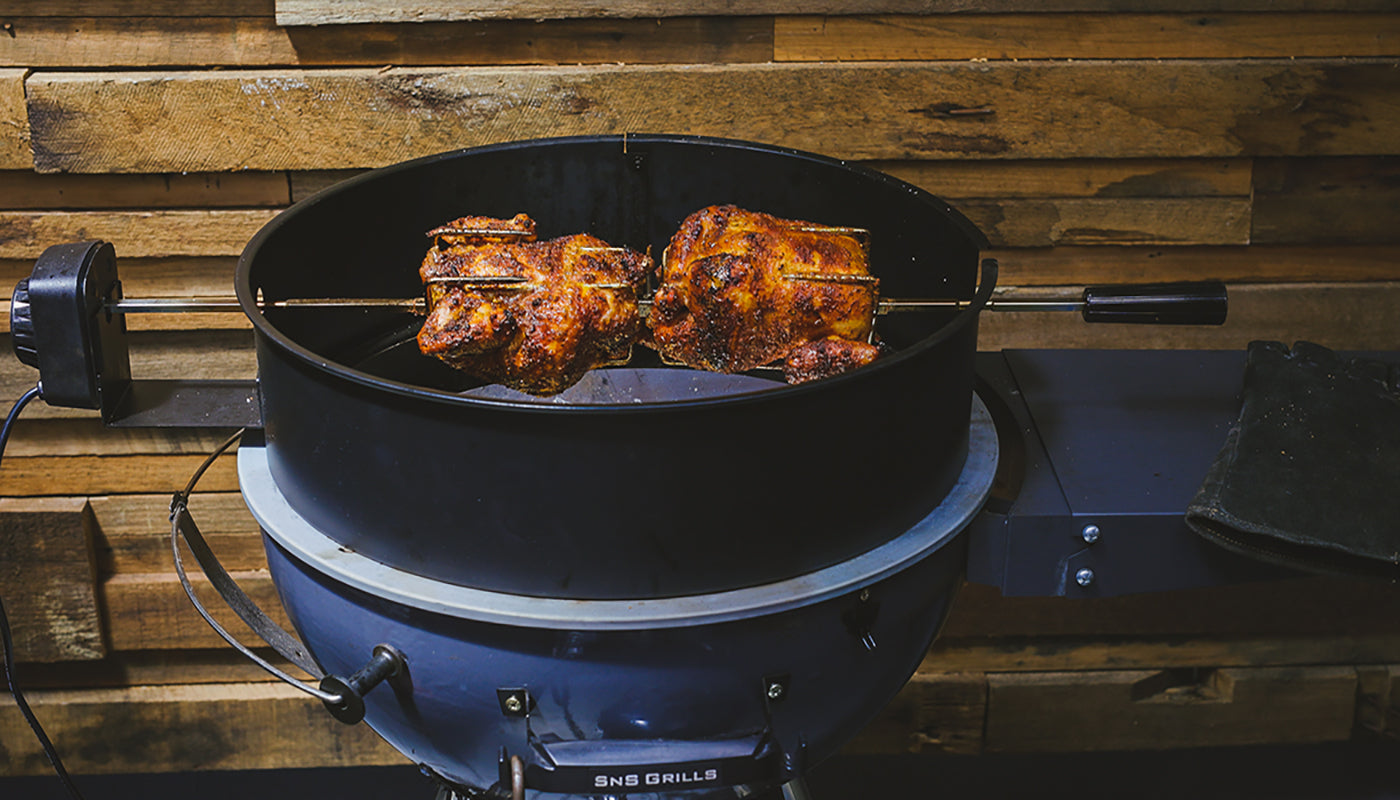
[0,68,30,170]
[0,257,238,296]
[0,170,288,208]
[12,649,302,690]
[962,197,1251,246]
[289,170,366,201]
[946,578,1400,639]
[977,280,1400,351]
[0,682,404,776]
[0,497,103,662]
[0,256,245,332]
[0,453,239,497]
[27,60,1400,172]
[984,666,1357,752]
[0,1,272,16]
[988,245,1400,285]
[0,16,771,68]
[844,671,986,755]
[1,306,248,332]
[2,421,240,458]
[1252,156,1400,244]
[1354,665,1400,736]
[0,210,280,259]
[0,329,258,421]
[90,491,263,575]
[102,570,284,652]
[276,0,1400,25]
[926,634,1400,674]
[873,158,1252,199]
[776,13,1400,61]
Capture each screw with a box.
[1075,567,1095,587]
[504,694,523,713]
[766,682,785,701]
[858,589,870,602]
[1081,524,1101,544]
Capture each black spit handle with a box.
[1081,281,1228,325]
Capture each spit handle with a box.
[1081,281,1228,325]
[170,430,404,722]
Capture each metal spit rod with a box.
[104,294,1084,315]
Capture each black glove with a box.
[1186,341,1400,579]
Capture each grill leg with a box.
[781,777,813,800]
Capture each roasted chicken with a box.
[648,205,880,381]
[416,214,651,395]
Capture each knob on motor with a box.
[10,278,39,369]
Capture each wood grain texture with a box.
[1251,156,1400,244]
[984,666,1357,751]
[12,649,303,690]
[91,491,263,575]
[0,210,280,259]
[845,672,986,755]
[873,157,1252,199]
[1355,665,1400,736]
[961,196,1251,246]
[26,60,1400,172]
[0,68,30,170]
[276,0,1400,25]
[776,13,1400,61]
[0,453,239,496]
[0,497,103,662]
[0,1,271,16]
[1,421,239,458]
[1,255,245,332]
[0,257,239,296]
[928,634,1400,673]
[0,329,258,420]
[0,170,288,209]
[988,245,1400,285]
[946,578,1400,639]
[0,682,404,776]
[0,16,771,68]
[102,570,284,652]
[976,280,1400,351]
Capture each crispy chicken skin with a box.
[417,214,651,395]
[648,205,879,377]
[783,336,883,384]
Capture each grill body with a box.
[241,394,995,797]
[236,135,989,600]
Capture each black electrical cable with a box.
[0,384,88,800]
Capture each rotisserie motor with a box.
[648,205,881,381]
[416,214,651,395]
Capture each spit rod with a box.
[103,295,1080,316]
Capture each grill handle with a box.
[170,430,405,723]
[1082,281,1228,325]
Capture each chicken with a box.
[416,214,651,395]
[647,205,879,378]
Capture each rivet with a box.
[1081,524,1101,544]
[1075,567,1095,587]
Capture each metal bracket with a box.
[13,241,262,428]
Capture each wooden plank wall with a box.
[3,0,1400,779]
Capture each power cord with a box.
[0,384,87,800]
